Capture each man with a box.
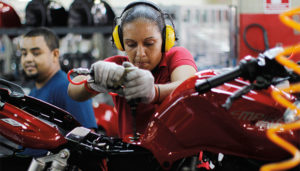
[20,27,97,130]
[0,27,97,170]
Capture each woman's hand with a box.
[122,62,156,104]
[89,61,125,91]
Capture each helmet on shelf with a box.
[25,0,68,27]
[68,0,94,27]
[0,2,21,28]
[68,0,115,38]
[47,1,68,27]
[25,0,47,26]
[91,0,115,26]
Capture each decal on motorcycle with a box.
[231,111,284,123]
[1,118,26,127]
[255,121,283,130]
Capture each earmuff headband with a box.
[112,1,176,52]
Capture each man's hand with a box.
[122,62,156,104]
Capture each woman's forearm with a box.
[67,75,96,101]
[157,65,197,102]
[156,81,183,102]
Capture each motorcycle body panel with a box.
[0,87,81,150]
[140,69,299,168]
[0,102,67,149]
[93,103,119,137]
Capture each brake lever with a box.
[222,84,255,110]
[222,75,291,110]
[221,76,270,110]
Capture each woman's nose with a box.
[136,45,146,57]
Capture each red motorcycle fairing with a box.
[0,103,67,149]
[0,87,81,150]
[139,69,299,169]
[93,103,119,137]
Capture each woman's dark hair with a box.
[23,27,59,51]
[120,4,165,35]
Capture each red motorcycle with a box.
[0,47,299,171]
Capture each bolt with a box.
[60,150,69,159]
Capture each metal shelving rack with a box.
[0,26,113,36]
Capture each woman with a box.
[68,1,197,138]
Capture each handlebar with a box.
[195,58,258,93]
[195,47,288,94]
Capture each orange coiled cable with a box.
[260,7,300,171]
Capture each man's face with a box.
[20,36,56,81]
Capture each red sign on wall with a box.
[264,0,290,14]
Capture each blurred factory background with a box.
[0,0,299,92]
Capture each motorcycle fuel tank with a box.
[140,69,299,168]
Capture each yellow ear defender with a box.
[112,1,176,52]
[164,24,175,52]
[112,25,124,51]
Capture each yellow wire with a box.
[260,120,300,171]
[260,7,300,170]
[279,7,300,32]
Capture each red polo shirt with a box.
[105,46,197,138]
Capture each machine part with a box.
[283,100,300,123]
[66,126,91,142]
[68,65,135,90]
[129,99,140,141]
[28,158,46,171]
[28,149,70,171]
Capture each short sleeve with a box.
[166,47,198,73]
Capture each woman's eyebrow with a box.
[145,36,156,40]
[124,36,156,41]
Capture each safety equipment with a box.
[68,0,115,39]
[25,0,47,26]
[46,1,68,27]
[68,0,94,27]
[91,0,115,26]
[112,1,176,52]
[68,0,114,27]
[89,61,125,92]
[122,62,156,104]
[0,2,21,28]
[25,0,68,27]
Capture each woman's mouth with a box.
[135,62,148,68]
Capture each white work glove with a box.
[122,62,156,104]
[88,61,125,93]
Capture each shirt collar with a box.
[157,54,167,69]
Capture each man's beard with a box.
[22,70,39,81]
